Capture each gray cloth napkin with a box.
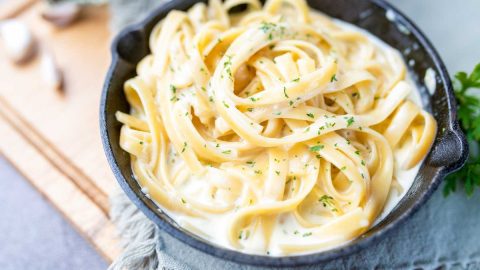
[108,1,480,269]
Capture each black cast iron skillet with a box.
[100,0,468,267]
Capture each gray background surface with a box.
[1,0,480,269]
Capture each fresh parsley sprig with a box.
[444,63,480,197]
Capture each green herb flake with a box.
[259,22,277,33]
[346,116,355,127]
[310,144,324,152]
[318,195,338,212]
[181,142,187,153]
[246,161,256,167]
[283,86,289,98]
[302,232,312,237]
[330,74,337,82]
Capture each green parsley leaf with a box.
[444,63,480,197]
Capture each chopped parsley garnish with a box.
[238,230,250,240]
[310,144,324,152]
[246,161,256,167]
[259,22,277,33]
[292,78,300,82]
[170,84,176,93]
[275,170,280,176]
[306,113,315,119]
[302,232,312,237]
[181,142,187,153]
[318,195,337,212]
[346,116,355,127]
[330,74,337,82]
[222,150,231,154]
[283,86,289,98]
[223,101,230,108]
[223,55,233,80]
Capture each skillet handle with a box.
[429,122,469,174]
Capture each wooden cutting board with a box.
[0,1,121,262]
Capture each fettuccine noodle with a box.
[116,0,436,255]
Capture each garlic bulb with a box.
[0,20,36,64]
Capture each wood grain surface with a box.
[0,2,121,262]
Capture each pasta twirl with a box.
[116,0,437,255]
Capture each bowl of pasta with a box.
[100,0,468,266]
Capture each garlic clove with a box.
[40,52,63,91]
[41,2,82,27]
[0,20,36,64]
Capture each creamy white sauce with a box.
[141,14,429,257]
